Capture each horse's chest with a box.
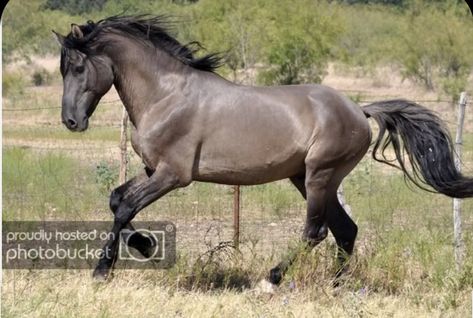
[130,128,155,169]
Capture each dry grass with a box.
[2,263,471,317]
[2,60,473,317]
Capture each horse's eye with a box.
[74,65,85,74]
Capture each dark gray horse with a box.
[54,15,473,283]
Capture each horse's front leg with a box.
[109,172,156,257]
[109,172,148,212]
[93,162,181,280]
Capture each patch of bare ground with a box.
[5,55,60,73]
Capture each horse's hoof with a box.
[256,279,276,295]
[269,267,283,285]
[92,266,111,282]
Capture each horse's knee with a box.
[304,223,328,246]
[109,188,123,213]
[115,202,134,225]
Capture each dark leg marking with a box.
[93,163,180,280]
[108,173,153,257]
[327,194,358,279]
[269,168,333,285]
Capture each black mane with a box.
[62,14,222,72]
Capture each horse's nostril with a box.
[67,118,78,128]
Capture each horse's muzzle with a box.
[62,116,89,132]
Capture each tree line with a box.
[3,0,472,99]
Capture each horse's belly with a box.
[194,150,305,185]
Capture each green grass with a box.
[2,147,108,221]
[2,147,305,222]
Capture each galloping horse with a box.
[54,15,473,283]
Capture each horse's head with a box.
[53,24,114,132]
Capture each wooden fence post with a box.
[233,185,240,248]
[119,107,129,185]
[453,91,467,270]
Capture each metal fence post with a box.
[233,185,240,248]
[453,91,467,270]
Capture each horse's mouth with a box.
[63,117,89,132]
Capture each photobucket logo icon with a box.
[118,229,166,262]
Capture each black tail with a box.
[363,99,473,198]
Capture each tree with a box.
[395,4,473,99]
[43,0,107,15]
[258,0,342,85]
[3,0,73,61]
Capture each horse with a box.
[53,15,473,284]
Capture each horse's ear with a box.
[71,24,84,39]
[52,30,65,46]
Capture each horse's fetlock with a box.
[304,224,328,244]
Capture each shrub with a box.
[95,161,119,194]
[257,0,342,85]
[31,68,52,86]
[3,71,26,97]
[394,3,473,97]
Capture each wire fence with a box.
[1,98,456,112]
[3,91,473,259]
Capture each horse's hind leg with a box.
[326,193,358,278]
[269,166,335,284]
[290,173,358,274]
[289,175,306,199]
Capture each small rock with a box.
[288,281,296,291]
[358,286,368,296]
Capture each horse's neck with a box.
[110,45,189,127]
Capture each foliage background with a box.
[3,0,473,97]
[2,1,473,317]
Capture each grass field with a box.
[2,62,473,317]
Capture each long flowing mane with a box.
[61,14,222,72]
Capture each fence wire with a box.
[3,93,473,258]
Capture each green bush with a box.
[95,161,119,194]
[43,0,107,14]
[3,71,26,97]
[393,3,473,96]
[2,0,472,100]
[31,68,52,86]
[257,0,342,85]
